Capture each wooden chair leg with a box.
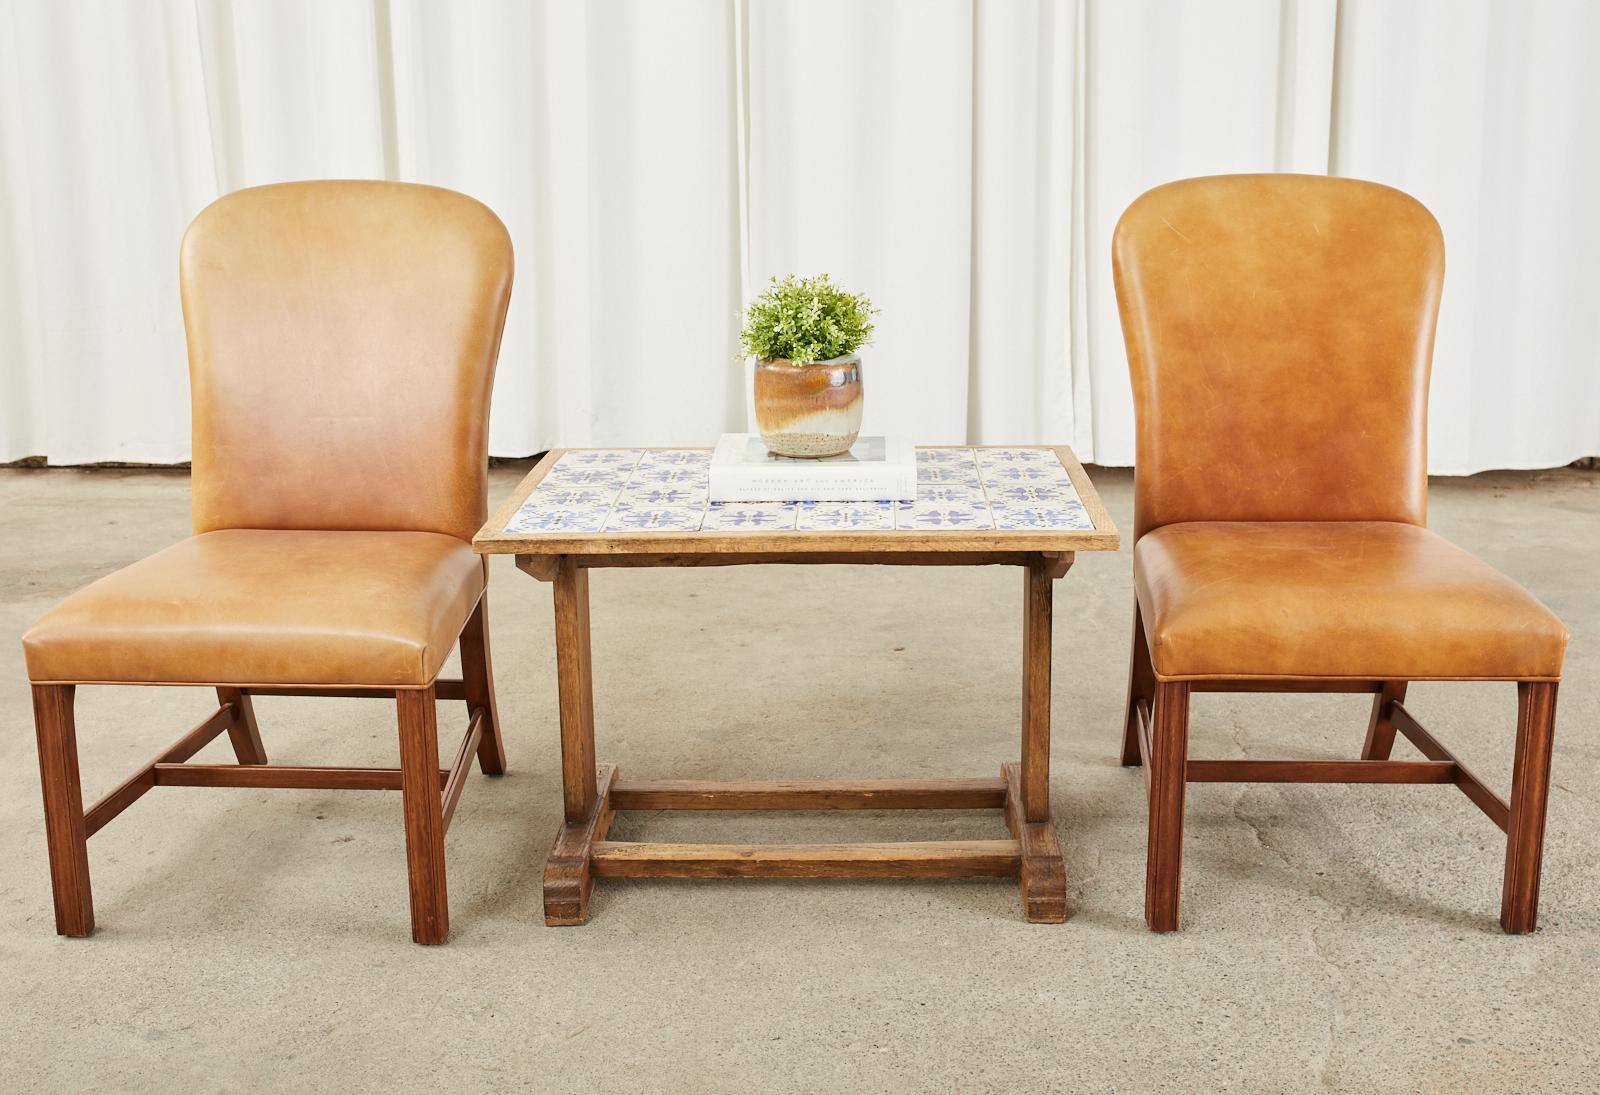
[1145,680,1191,932]
[1360,681,1408,760]
[217,687,267,765]
[1121,604,1155,766]
[31,684,94,936]
[397,686,449,944]
[459,595,507,776]
[1502,681,1558,934]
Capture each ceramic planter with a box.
[753,354,864,458]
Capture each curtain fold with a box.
[1334,0,1600,473]
[746,0,976,444]
[386,0,746,453]
[1,0,1596,471]
[3,0,214,464]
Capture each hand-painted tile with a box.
[557,449,643,468]
[895,502,995,530]
[604,504,706,532]
[630,465,710,488]
[978,463,1072,485]
[973,447,1058,467]
[505,504,612,533]
[917,464,983,485]
[986,483,1083,507]
[912,482,988,506]
[618,484,708,507]
[991,503,1095,531]
[529,485,621,508]
[701,502,799,531]
[915,447,977,465]
[543,464,633,488]
[796,501,896,531]
[636,449,712,469]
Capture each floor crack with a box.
[1225,710,1349,1089]
[1308,919,1351,1090]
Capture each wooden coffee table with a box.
[473,445,1118,924]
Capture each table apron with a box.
[517,549,1073,579]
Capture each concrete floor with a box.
[1,463,1595,1093]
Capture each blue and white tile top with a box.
[504,448,1096,535]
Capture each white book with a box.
[708,434,917,503]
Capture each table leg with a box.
[545,555,609,924]
[1015,557,1067,922]
[553,556,597,822]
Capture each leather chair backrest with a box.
[180,180,513,541]
[1112,173,1444,540]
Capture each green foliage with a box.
[739,274,876,365]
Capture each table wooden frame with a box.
[475,445,1118,924]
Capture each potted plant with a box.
[739,273,876,458]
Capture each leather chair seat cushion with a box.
[1134,522,1568,682]
[23,530,485,687]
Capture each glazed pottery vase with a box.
[752,354,864,458]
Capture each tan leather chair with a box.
[1112,174,1568,933]
[23,181,514,945]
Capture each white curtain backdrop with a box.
[2,0,1596,472]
